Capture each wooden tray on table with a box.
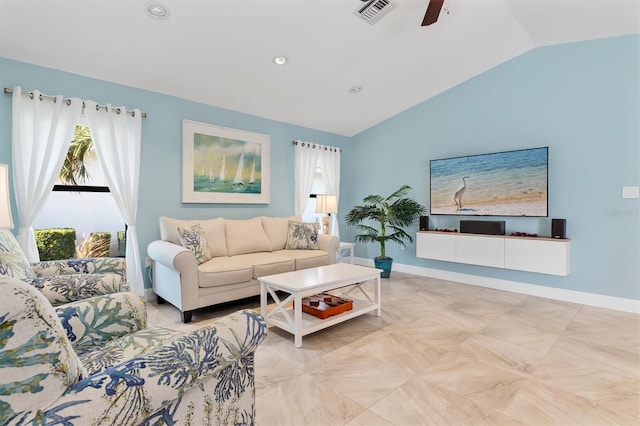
[299,293,353,319]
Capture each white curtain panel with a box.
[294,140,320,214]
[294,140,341,236]
[11,87,83,261]
[84,101,144,296]
[318,146,341,238]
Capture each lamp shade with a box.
[315,194,337,214]
[0,164,13,229]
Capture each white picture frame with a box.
[182,120,270,204]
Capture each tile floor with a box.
[147,272,640,426]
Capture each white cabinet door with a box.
[505,238,570,276]
[416,232,456,262]
[456,235,505,268]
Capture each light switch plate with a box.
[622,186,639,199]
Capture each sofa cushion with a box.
[285,221,320,250]
[177,224,212,265]
[79,327,182,376]
[197,257,254,288]
[225,218,272,256]
[0,229,36,279]
[261,215,301,251]
[277,249,330,270]
[237,252,296,278]
[159,217,228,257]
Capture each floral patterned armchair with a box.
[0,276,267,425]
[0,229,129,305]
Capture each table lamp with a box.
[0,164,13,230]
[315,194,337,235]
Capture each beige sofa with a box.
[147,215,340,322]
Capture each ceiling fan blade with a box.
[421,0,444,26]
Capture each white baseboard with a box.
[354,257,640,314]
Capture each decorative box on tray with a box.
[299,293,353,319]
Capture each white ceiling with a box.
[1,0,638,137]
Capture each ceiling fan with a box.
[421,0,445,26]
[357,0,446,26]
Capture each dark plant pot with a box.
[374,257,393,278]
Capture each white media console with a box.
[416,231,570,276]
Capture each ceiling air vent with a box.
[355,0,396,25]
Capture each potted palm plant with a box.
[345,184,426,278]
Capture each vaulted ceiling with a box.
[1,0,638,136]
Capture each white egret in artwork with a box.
[454,176,470,209]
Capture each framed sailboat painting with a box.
[182,120,270,203]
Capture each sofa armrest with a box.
[317,234,340,264]
[147,240,199,311]
[35,310,267,425]
[31,257,127,282]
[147,240,191,268]
[55,292,147,355]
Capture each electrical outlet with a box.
[622,186,639,199]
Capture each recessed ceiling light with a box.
[145,1,169,19]
[349,86,363,94]
[273,56,289,65]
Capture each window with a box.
[300,161,325,223]
[33,124,125,256]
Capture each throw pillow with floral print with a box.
[177,224,212,264]
[285,221,319,250]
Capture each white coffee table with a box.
[259,263,381,348]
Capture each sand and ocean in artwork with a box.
[430,147,548,216]
[192,133,262,194]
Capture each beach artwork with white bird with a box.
[430,147,548,217]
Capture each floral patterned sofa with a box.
[0,229,128,305]
[0,276,267,425]
[148,215,340,322]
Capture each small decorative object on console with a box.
[510,232,538,237]
[300,293,353,319]
[434,228,458,233]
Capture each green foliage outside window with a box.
[34,228,77,261]
[59,125,93,185]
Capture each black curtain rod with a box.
[3,87,147,119]
[292,140,341,152]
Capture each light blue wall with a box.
[1,33,638,300]
[0,58,349,287]
[344,34,640,300]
